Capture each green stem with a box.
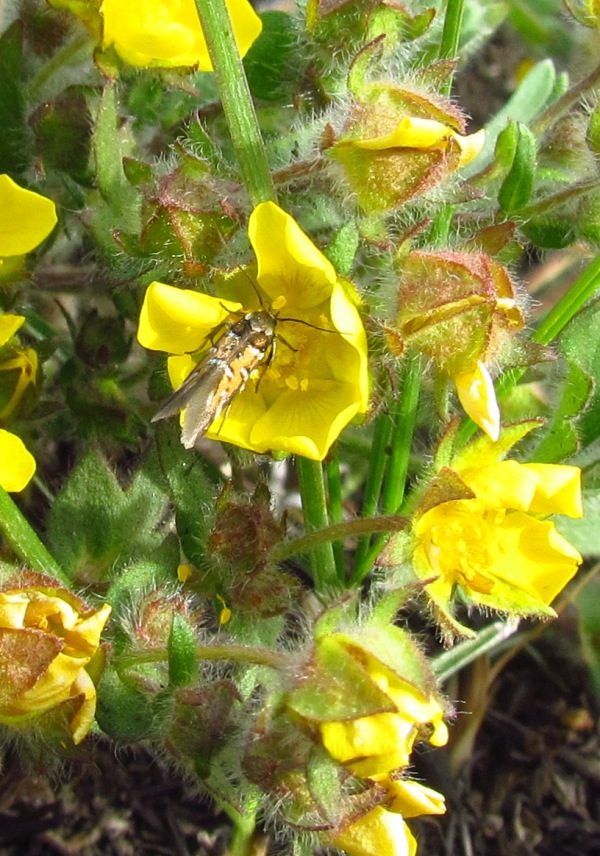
[296,457,339,591]
[194,0,276,206]
[351,358,421,585]
[531,62,600,137]
[532,252,600,345]
[382,356,421,514]
[224,806,258,856]
[0,487,67,582]
[439,0,465,93]
[353,411,394,571]
[117,641,288,670]
[269,514,407,564]
[325,446,345,578]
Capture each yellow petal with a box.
[0,175,57,257]
[0,429,35,492]
[100,0,262,70]
[456,128,486,167]
[249,201,337,310]
[386,779,446,818]
[522,463,583,518]
[454,361,500,441]
[0,314,25,348]
[249,380,364,460]
[138,281,241,353]
[334,806,416,856]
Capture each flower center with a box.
[421,504,507,594]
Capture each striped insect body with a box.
[152,310,277,449]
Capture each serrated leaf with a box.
[46,447,170,581]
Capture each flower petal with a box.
[454,361,500,442]
[138,281,242,353]
[0,314,25,348]
[249,380,364,460]
[249,202,337,310]
[0,429,35,492]
[0,175,57,257]
[100,0,262,70]
[522,463,583,518]
[334,806,416,856]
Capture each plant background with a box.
[0,2,599,855]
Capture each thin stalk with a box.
[325,446,345,578]
[0,487,67,582]
[268,514,407,564]
[353,411,394,571]
[438,0,465,93]
[296,457,339,591]
[194,0,276,206]
[382,355,422,514]
[532,62,600,137]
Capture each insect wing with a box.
[152,356,229,448]
[152,312,277,450]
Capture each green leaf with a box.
[498,123,537,214]
[168,613,198,688]
[462,60,557,178]
[154,422,220,568]
[96,668,154,741]
[0,22,29,173]
[529,361,591,463]
[244,12,296,101]
[555,489,600,557]
[559,298,600,450]
[93,82,141,234]
[46,447,170,582]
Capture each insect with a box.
[152,309,279,449]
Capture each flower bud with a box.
[389,250,524,438]
[0,573,111,744]
[327,82,484,212]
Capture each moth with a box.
[152,309,277,449]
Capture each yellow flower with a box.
[0,177,55,491]
[321,655,447,775]
[0,574,111,743]
[319,638,447,856]
[137,201,369,460]
[0,315,36,492]
[0,174,57,260]
[333,805,418,856]
[413,460,583,622]
[100,0,262,69]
